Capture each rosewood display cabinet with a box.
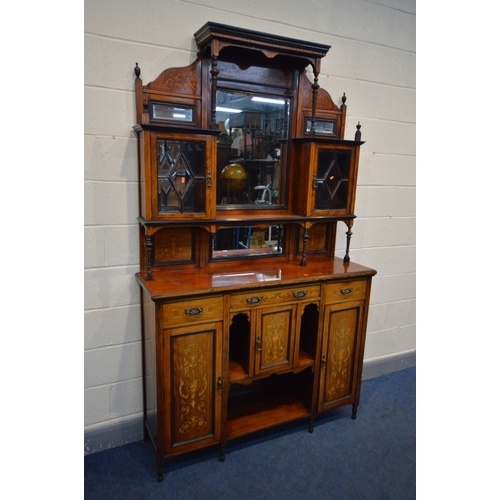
[134,22,376,482]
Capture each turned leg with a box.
[157,467,164,483]
[219,446,226,462]
[351,404,358,420]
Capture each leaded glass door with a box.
[152,133,216,219]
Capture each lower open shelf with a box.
[226,371,313,440]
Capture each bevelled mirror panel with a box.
[215,90,291,209]
[211,225,284,260]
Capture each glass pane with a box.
[212,225,284,260]
[157,139,206,214]
[215,91,291,209]
[314,149,351,211]
[152,103,193,123]
[305,119,337,136]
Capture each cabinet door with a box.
[254,305,297,375]
[318,301,364,412]
[164,321,222,454]
[151,133,216,220]
[310,144,358,216]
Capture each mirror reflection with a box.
[215,90,291,208]
[212,225,284,259]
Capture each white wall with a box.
[84,0,416,449]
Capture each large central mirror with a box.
[215,90,291,209]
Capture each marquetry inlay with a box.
[177,342,209,434]
[327,316,353,400]
[262,312,289,366]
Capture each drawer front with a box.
[230,285,320,310]
[324,280,367,304]
[162,296,223,328]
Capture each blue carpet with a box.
[85,367,416,499]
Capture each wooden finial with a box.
[355,122,362,141]
[134,63,141,78]
[341,92,347,107]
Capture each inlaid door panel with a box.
[318,301,364,411]
[164,322,222,453]
[255,305,296,375]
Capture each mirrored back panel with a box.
[215,90,291,210]
[211,225,284,260]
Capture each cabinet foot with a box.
[351,404,358,420]
[157,468,164,483]
[219,447,226,462]
[308,421,314,433]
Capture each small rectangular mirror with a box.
[151,103,194,123]
[211,225,284,260]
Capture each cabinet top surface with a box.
[137,258,376,300]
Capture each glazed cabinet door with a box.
[163,321,223,455]
[145,132,217,220]
[292,140,361,217]
[317,300,365,412]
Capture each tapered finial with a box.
[134,63,141,78]
[355,122,362,141]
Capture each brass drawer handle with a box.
[246,296,263,305]
[340,287,353,296]
[293,290,308,299]
[185,306,203,316]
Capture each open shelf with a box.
[228,348,314,385]
[228,359,249,383]
[226,371,312,440]
[297,348,314,368]
[227,391,310,440]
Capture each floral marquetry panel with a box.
[166,323,222,452]
[319,304,362,409]
[255,306,296,374]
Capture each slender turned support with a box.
[219,446,226,462]
[308,419,314,433]
[343,222,352,263]
[351,404,358,420]
[210,54,219,129]
[145,234,153,280]
[310,69,320,137]
[300,228,309,266]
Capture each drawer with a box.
[324,280,367,304]
[162,296,223,328]
[230,285,320,310]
